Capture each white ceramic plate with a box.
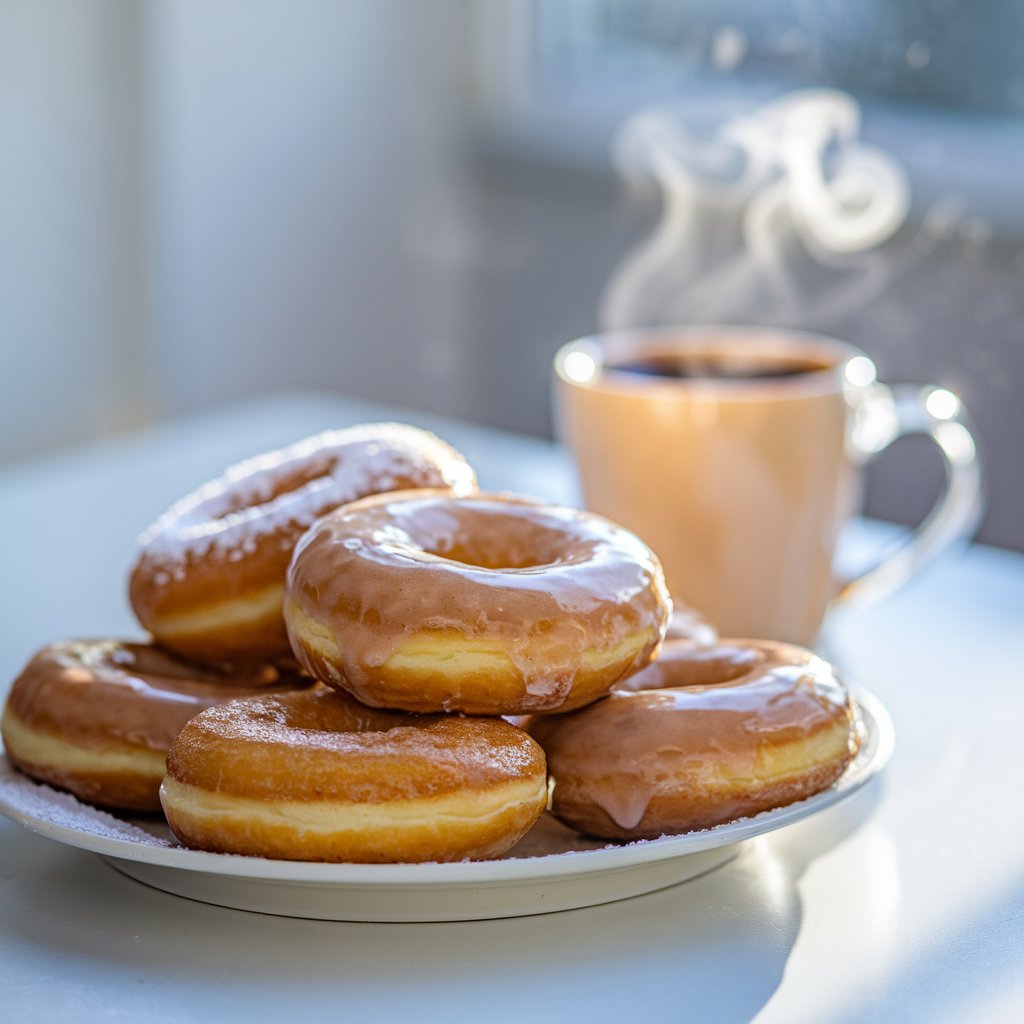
[0,688,892,922]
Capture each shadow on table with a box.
[821,867,1024,1024]
[4,783,883,1022]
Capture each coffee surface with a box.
[609,352,829,381]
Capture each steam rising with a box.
[601,89,913,329]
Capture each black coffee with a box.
[609,353,828,381]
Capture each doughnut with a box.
[160,687,548,862]
[530,639,860,840]
[1,639,311,811]
[129,423,476,666]
[284,491,672,715]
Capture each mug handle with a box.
[835,382,984,607]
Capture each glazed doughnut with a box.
[129,423,476,666]
[530,639,860,840]
[1,640,311,811]
[160,687,548,862]
[285,491,671,715]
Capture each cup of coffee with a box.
[553,326,982,645]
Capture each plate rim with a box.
[0,686,893,887]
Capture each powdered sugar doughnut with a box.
[129,424,476,666]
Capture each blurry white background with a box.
[2,0,1022,549]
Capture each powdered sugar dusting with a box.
[135,423,476,572]
[0,754,174,848]
[0,747,617,862]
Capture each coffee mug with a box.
[553,326,982,645]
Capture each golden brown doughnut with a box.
[284,491,671,715]
[530,639,860,840]
[129,424,476,666]
[1,639,311,811]
[160,688,548,862]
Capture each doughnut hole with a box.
[617,642,765,692]
[413,509,584,571]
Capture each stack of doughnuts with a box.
[2,421,862,864]
[162,486,672,862]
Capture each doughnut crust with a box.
[284,491,671,715]
[530,639,860,840]
[1,639,310,811]
[129,423,476,666]
[160,688,549,862]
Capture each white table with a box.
[2,393,1023,1023]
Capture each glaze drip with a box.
[286,492,671,709]
[532,638,858,835]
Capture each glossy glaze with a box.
[285,491,671,709]
[532,638,858,837]
[3,639,309,753]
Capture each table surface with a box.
[2,392,1023,1024]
